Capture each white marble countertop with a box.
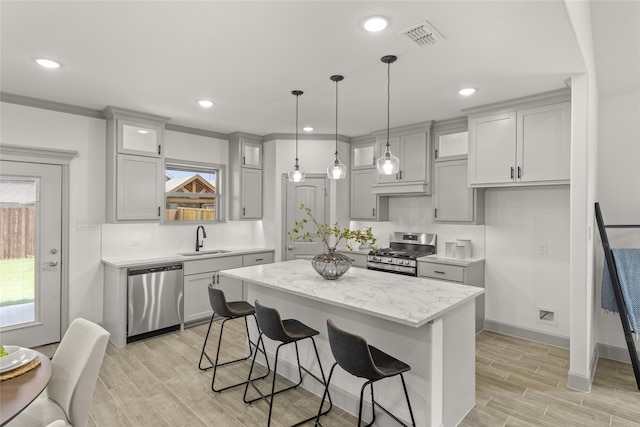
[220,259,484,328]
[418,255,485,267]
[102,247,275,268]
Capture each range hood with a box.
[371,181,431,196]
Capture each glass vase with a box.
[311,247,352,280]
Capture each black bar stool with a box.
[198,286,269,392]
[315,319,416,427]
[244,300,333,427]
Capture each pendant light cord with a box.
[295,93,299,166]
[386,59,391,152]
[335,79,339,158]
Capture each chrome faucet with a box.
[195,226,207,252]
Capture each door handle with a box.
[287,246,294,250]
[48,261,59,267]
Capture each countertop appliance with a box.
[367,232,436,276]
[127,263,183,340]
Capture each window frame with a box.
[164,158,225,224]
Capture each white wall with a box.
[1,102,106,324]
[484,186,570,337]
[596,89,640,351]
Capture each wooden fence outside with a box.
[0,207,35,259]
[166,207,216,221]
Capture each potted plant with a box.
[288,204,377,280]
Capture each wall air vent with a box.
[400,20,444,47]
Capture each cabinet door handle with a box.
[510,167,514,179]
[255,258,263,262]
[399,170,403,180]
[372,208,375,217]
[242,156,246,165]
[158,206,161,217]
[243,207,245,216]
[434,208,438,218]
[434,270,446,275]
[158,145,161,155]
[517,166,521,179]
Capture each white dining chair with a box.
[9,318,110,427]
[45,421,68,427]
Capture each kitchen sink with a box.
[179,250,231,257]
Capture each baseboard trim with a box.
[567,344,598,392]
[483,320,570,349]
[598,342,640,364]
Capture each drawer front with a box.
[183,255,243,276]
[243,251,274,267]
[418,263,464,282]
[340,251,367,268]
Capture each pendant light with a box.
[376,55,400,176]
[327,75,347,180]
[288,90,305,182]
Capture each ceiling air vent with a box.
[400,20,444,47]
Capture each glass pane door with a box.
[0,178,36,327]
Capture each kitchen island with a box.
[220,259,484,427]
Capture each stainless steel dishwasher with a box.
[127,263,183,340]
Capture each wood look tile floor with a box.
[36,321,640,426]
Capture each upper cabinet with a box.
[370,121,433,195]
[433,118,484,224]
[104,106,170,223]
[351,140,377,169]
[467,89,571,188]
[229,132,263,220]
[350,138,388,221]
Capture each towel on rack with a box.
[602,248,640,333]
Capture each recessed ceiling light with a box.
[303,126,314,132]
[459,88,477,96]
[197,99,215,108]
[363,16,388,32]
[35,58,61,69]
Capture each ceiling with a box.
[0,1,605,137]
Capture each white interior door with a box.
[0,160,62,347]
[284,175,327,261]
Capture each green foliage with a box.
[288,204,377,251]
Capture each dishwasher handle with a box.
[128,264,183,276]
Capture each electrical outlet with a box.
[129,239,142,246]
[539,243,548,255]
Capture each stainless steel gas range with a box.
[367,232,436,276]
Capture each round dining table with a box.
[0,351,53,426]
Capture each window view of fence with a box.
[165,165,218,222]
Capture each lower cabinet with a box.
[338,251,368,268]
[183,251,275,323]
[183,255,243,323]
[418,259,485,333]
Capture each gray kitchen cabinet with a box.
[418,258,485,332]
[229,132,263,220]
[350,168,388,221]
[434,159,484,223]
[351,140,377,169]
[338,250,368,268]
[467,91,570,188]
[104,106,169,223]
[371,121,433,195]
[183,255,243,323]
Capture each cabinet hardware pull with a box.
[373,157,376,165]
[372,208,375,217]
[434,208,438,218]
[255,258,263,261]
[399,170,403,180]
[434,271,445,274]
[242,156,246,165]
[158,206,161,217]
[243,207,245,216]
[158,145,161,155]
[435,149,438,159]
[510,167,514,179]
[517,166,521,179]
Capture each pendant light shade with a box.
[327,75,347,180]
[377,55,400,176]
[288,90,306,182]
